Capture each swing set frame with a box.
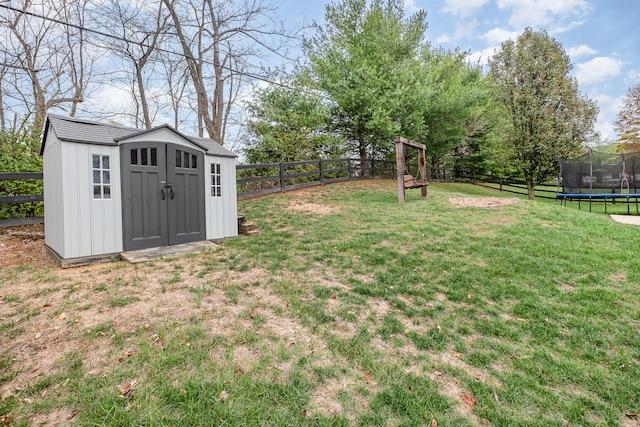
[394,136,428,203]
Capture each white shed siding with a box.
[62,142,90,257]
[89,146,123,256]
[58,142,122,259]
[43,133,65,257]
[205,155,238,239]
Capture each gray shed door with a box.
[121,142,206,251]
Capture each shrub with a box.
[0,127,44,220]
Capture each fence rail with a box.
[237,158,395,198]
[0,172,44,227]
[1,160,561,226]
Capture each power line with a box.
[0,3,126,45]
[0,3,294,89]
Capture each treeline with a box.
[1,0,606,199]
[0,0,294,147]
[245,1,600,199]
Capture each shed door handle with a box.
[161,187,165,200]
[169,187,174,200]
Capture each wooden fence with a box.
[0,172,44,227]
[237,158,396,198]
[1,160,560,227]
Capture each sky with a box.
[277,0,640,143]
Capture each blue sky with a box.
[277,0,640,142]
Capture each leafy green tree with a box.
[452,85,513,177]
[413,50,495,169]
[304,0,428,160]
[244,76,345,163]
[614,83,640,152]
[489,28,599,199]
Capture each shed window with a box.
[130,148,157,166]
[211,163,221,197]
[92,154,111,199]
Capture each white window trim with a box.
[92,154,111,200]
[211,163,222,198]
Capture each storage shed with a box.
[40,114,238,264]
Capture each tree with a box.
[158,50,191,131]
[0,0,95,131]
[304,0,428,160]
[92,0,169,129]
[614,83,640,151]
[489,28,599,199]
[161,0,293,145]
[244,75,344,163]
[413,49,496,169]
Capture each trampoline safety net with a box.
[559,150,640,194]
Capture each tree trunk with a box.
[0,70,5,130]
[211,23,225,145]
[527,180,536,200]
[33,81,47,128]
[163,0,215,139]
[136,64,151,129]
[358,142,367,160]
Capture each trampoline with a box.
[556,150,640,214]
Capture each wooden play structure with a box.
[394,136,428,203]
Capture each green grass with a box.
[2,180,640,426]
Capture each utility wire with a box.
[0,3,294,89]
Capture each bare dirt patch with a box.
[558,283,577,292]
[0,224,54,269]
[0,258,341,406]
[609,272,627,282]
[427,350,502,424]
[287,201,340,215]
[449,197,519,208]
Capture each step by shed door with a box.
[121,142,206,251]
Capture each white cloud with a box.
[576,56,624,86]
[85,83,136,126]
[442,0,491,18]
[628,69,640,82]
[590,93,623,141]
[481,27,519,45]
[495,0,591,29]
[404,0,422,13]
[567,44,597,59]
[454,19,479,40]
[467,46,499,66]
[550,19,586,34]
[437,34,454,44]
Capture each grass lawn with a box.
[1,180,640,426]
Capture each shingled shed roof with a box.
[190,136,238,158]
[41,114,236,158]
